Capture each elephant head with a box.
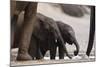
[56,21,80,56]
[64,29,80,56]
[67,29,80,56]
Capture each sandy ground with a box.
[11,58,95,66]
[11,48,95,66]
[11,3,95,66]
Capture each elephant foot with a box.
[36,56,43,60]
[50,56,56,60]
[17,53,32,61]
[59,57,64,59]
[36,58,44,61]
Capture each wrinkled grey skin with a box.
[11,1,38,61]
[29,13,72,59]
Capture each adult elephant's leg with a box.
[28,35,37,60]
[11,14,19,48]
[86,6,95,56]
[11,1,19,48]
[17,2,38,60]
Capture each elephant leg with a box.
[11,1,28,48]
[86,6,95,56]
[58,45,65,59]
[11,9,21,48]
[28,35,38,60]
[17,2,38,61]
[36,50,43,60]
[50,43,57,59]
[11,14,19,48]
[29,35,43,60]
[40,49,47,57]
[36,41,43,60]
[57,37,71,59]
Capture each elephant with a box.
[28,13,72,60]
[37,20,79,59]
[56,21,79,59]
[11,1,38,61]
[29,13,79,60]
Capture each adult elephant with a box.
[11,1,38,61]
[28,13,72,60]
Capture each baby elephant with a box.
[39,21,80,59]
[56,21,79,59]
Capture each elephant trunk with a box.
[73,39,80,56]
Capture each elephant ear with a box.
[37,13,52,31]
[32,13,49,41]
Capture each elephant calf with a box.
[39,21,80,59]
[29,13,79,60]
[56,21,79,59]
